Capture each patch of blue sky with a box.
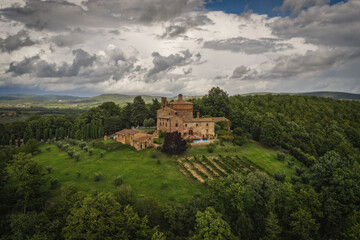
[205,0,347,17]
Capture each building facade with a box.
[157,94,229,139]
[115,129,153,151]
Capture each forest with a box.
[0,87,359,239]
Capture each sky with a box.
[0,0,359,97]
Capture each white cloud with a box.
[0,0,359,96]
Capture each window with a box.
[206,129,208,132]
[206,123,209,126]
[185,124,187,127]
[166,123,167,127]
[175,123,178,127]
[196,124,198,127]
[189,130,193,135]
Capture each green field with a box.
[33,143,207,204]
[33,140,303,204]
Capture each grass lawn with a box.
[33,143,206,204]
[186,141,305,181]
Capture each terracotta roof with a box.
[116,129,139,135]
[134,135,153,142]
[184,117,229,123]
[168,99,193,105]
[212,117,229,122]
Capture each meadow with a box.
[33,140,303,204]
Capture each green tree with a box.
[10,153,47,213]
[20,138,39,155]
[63,192,160,240]
[194,207,235,240]
[131,96,148,127]
[202,87,230,117]
[162,132,187,155]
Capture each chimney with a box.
[178,94,183,101]
[197,112,200,119]
[161,97,167,108]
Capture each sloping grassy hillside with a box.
[33,144,206,204]
[33,140,303,204]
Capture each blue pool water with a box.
[193,140,210,143]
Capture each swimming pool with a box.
[193,140,210,143]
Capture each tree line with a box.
[0,96,161,144]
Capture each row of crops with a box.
[177,155,261,183]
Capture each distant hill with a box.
[0,93,193,109]
[241,91,360,100]
[0,91,358,109]
[295,91,360,100]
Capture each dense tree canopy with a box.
[1,88,360,239]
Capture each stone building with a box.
[157,94,229,139]
[115,129,153,151]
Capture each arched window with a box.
[175,123,178,127]
[206,123,209,126]
[189,130,193,135]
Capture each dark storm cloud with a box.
[147,50,199,77]
[7,49,96,78]
[6,46,139,84]
[270,0,360,48]
[280,0,329,15]
[231,66,250,79]
[0,0,203,31]
[161,14,214,38]
[265,48,360,79]
[203,37,293,54]
[51,29,91,47]
[231,66,258,80]
[0,30,36,52]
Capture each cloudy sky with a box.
[0,0,359,96]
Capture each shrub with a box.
[67,149,75,157]
[77,171,81,178]
[88,149,93,156]
[46,147,51,151]
[274,172,286,183]
[291,176,299,184]
[159,130,166,138]
[100,152,104,158]
[114,176,123,186]
[295,167,305,176]
[94,172,103,181]
[161,182,168,189]
[84,147,88,152]
[233,136,245,146]
[287,161,295,167]
[74,153,80,161]
[156,159,161,165]
[207,146,214,153]
[79,142,86,150]
[50,178,59,189]
[276,152,285,162]
[151,152,157,158]
[45,166,52,173]
[277,152,286,161]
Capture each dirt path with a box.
[194,163,213,179]
[201,162,220,176]
[179,168,188,176]
[184,162,204,183]
[209,158,228,175]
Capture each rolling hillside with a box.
[0,91,358,109]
